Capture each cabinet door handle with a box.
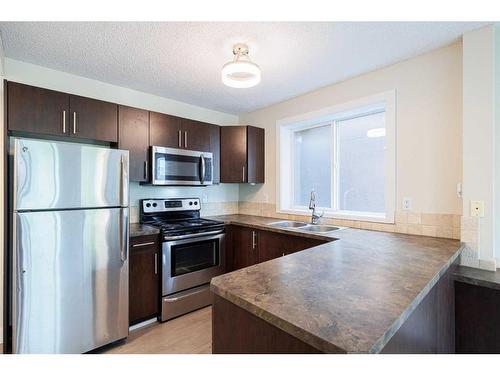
[72,112,77,134]
[252,230,257,250]
[184,131,188,148]
[154,253,158,275]
[62,110,67,134]
[144,160,148,180]
[178,130,182,148]
[242,166,245,182]
[132,241,156,248]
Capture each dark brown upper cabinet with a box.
[7,82,70,136]
[68,95,118,142]
[7,81,118,143]
[118,106,150,182]
[150,113,212,153]
[208,123,221,184]
[180,119,211,152]
[149,111,182,149]
[220,125,265,184]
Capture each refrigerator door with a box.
[14,138,129,211]
[13,208,129,354]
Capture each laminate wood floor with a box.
[104,306,212,354]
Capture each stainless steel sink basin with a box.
[268,220,309,228]
[300,225,341,233]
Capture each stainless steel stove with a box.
[140,198,226,321]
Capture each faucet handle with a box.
[309,190,316,209]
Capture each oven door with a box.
[151,146,213,186]
[163,232,225,295]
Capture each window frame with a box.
[276,90,396,223]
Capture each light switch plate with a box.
[470,200,485,217]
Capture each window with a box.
[277,91,395,223]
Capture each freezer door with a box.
[14,138,129,211]
[13,208,129,354]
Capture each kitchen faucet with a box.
[309,190,324,225]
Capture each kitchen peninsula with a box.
[210,215,464,354]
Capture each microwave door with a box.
[151,146,212,186]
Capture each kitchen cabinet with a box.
[68,95,118,142]
[149,111,182,149]
[181,119,211,152]
[7,81,118,143]
[149,113,212,152]
[209,123,221,184]
[220,125,265,183]
[118,106,150,182]
[7,81,70,136]
[129,234,161,325]
[231,226,259,270]
[228,225,328,271]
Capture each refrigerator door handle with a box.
[120,154,129,207]
[120,208,129,262]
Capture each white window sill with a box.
[277,207,395,224]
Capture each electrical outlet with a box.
[202,194,209,204]
[470,200,485,217]
[402,197,412,210]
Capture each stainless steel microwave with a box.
[150,146,213,186]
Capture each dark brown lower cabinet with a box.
[129,235,161,325]
[455,281,500,353]
[227,225,329,271]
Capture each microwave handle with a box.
[200,154,206,185]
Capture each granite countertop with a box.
[454,265,500,291]
[209,214,464,354]
[130,223,160,238]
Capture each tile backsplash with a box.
[237,202,462,240]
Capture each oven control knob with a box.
[194,201,198,205]
[189,201,193,205]
[152,203,157,207]
[146,203,151,208]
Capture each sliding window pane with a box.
[293,125,332,207]
[337,112,386,213]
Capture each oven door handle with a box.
[163,229,224,241]
[199,154,206,185]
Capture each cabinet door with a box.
[208,123,221,184]
[181,119,211,152]
[69,95,118,142]
[258,230,284,262]
[247,126,265,183]
[149,112,182,148]
[232,226,259,270]
[118,106,150,182]
[129,236,160,325]
[220,126,247,183]
[8,82,70,136]
[286,235,327,255]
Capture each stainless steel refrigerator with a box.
[11,138,129,354]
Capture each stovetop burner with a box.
[139,198,224,239]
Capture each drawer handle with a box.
[154,253,158,275]
[178,130,182,148]
[184,131,188,148]
[132,241,155,247]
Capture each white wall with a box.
[495,25,500,263]
[462,26,497,270]
[239,42,464,216]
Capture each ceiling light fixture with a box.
[222,43,261,88]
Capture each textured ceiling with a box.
[0,22,489,114]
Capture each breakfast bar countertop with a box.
[208,214,464,353]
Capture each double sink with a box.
[268,220,345,234]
